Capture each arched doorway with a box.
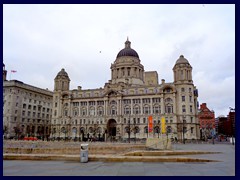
[107,119,117,139]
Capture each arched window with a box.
[73,108,78,116]
[124,106,131,114]
[89,106,95,116]
[97,106,104,116]
[153,105,161,114]
[110,106,117,115]
[81,107,87,116]
[133,105,140,114]
[143,105,150,114]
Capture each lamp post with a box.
[134,119,136,143]
[128,116,131,143]
[183,119,185,144]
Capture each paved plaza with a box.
[3,143,235,176]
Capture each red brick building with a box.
[217,109,235,137]
[198,103,215,140]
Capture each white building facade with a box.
[51,39,200,142]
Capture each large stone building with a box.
[51,39,200,142]
[3,63,53,139]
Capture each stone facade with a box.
[51,39,200,141]
[3,77,53,139]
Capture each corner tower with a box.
[54,68,70,91]
[173,55,193,84]
[110,38,144,86]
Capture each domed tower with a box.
[54,68,70,91]
[173,55,200,140]
[173,55,193,84]
[3,63,7,81]
[110,38,144,86]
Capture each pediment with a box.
[103,89,123,97]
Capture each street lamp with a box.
[183,118,185,144]
[128,116,131,143]
[134,119,136,143]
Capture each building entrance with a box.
[107,119,117,139]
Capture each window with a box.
[15,110,18,114]
[191,127,194,133]
[54,110,57,116]
[182,105,186,113]
[143,105,150,114]
[165,105,173,114]
[182,96,185,102]
[74,110,78,116]
[143,118,146,124]
[133,105,140,114]
[64,110,68,116]
[133,99,141,104]
[143,98,150,103]
[191,117,193,123]
[189,88,192,92]
[89,101,95,106]
[110,106,117,115]
[189,96,192,102]
[55,103,57,107]
[89,107,95,116]
[16,103,18,107]
[23,104,26,108]
[181,88,185,92]
[97,106,104,116]
[190,105,193,113]
[81,108,87,116]
[124,118,126,124]
[153,105,160,114]
[124,106,131,115]
[123,99,131,104]
[137,118,140,124]
[97,101,104,105]
[152,98,160,103]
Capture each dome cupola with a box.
[116,37,139,58]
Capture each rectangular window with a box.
[189,96,192,102]
[191,127,194,133]
[182,96,185,102]
[190,105,193,113]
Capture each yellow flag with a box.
[161,117,166,134]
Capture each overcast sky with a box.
[3,4,235,117]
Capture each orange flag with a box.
[148,116,153,133]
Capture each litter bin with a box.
[80,144,89,163]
